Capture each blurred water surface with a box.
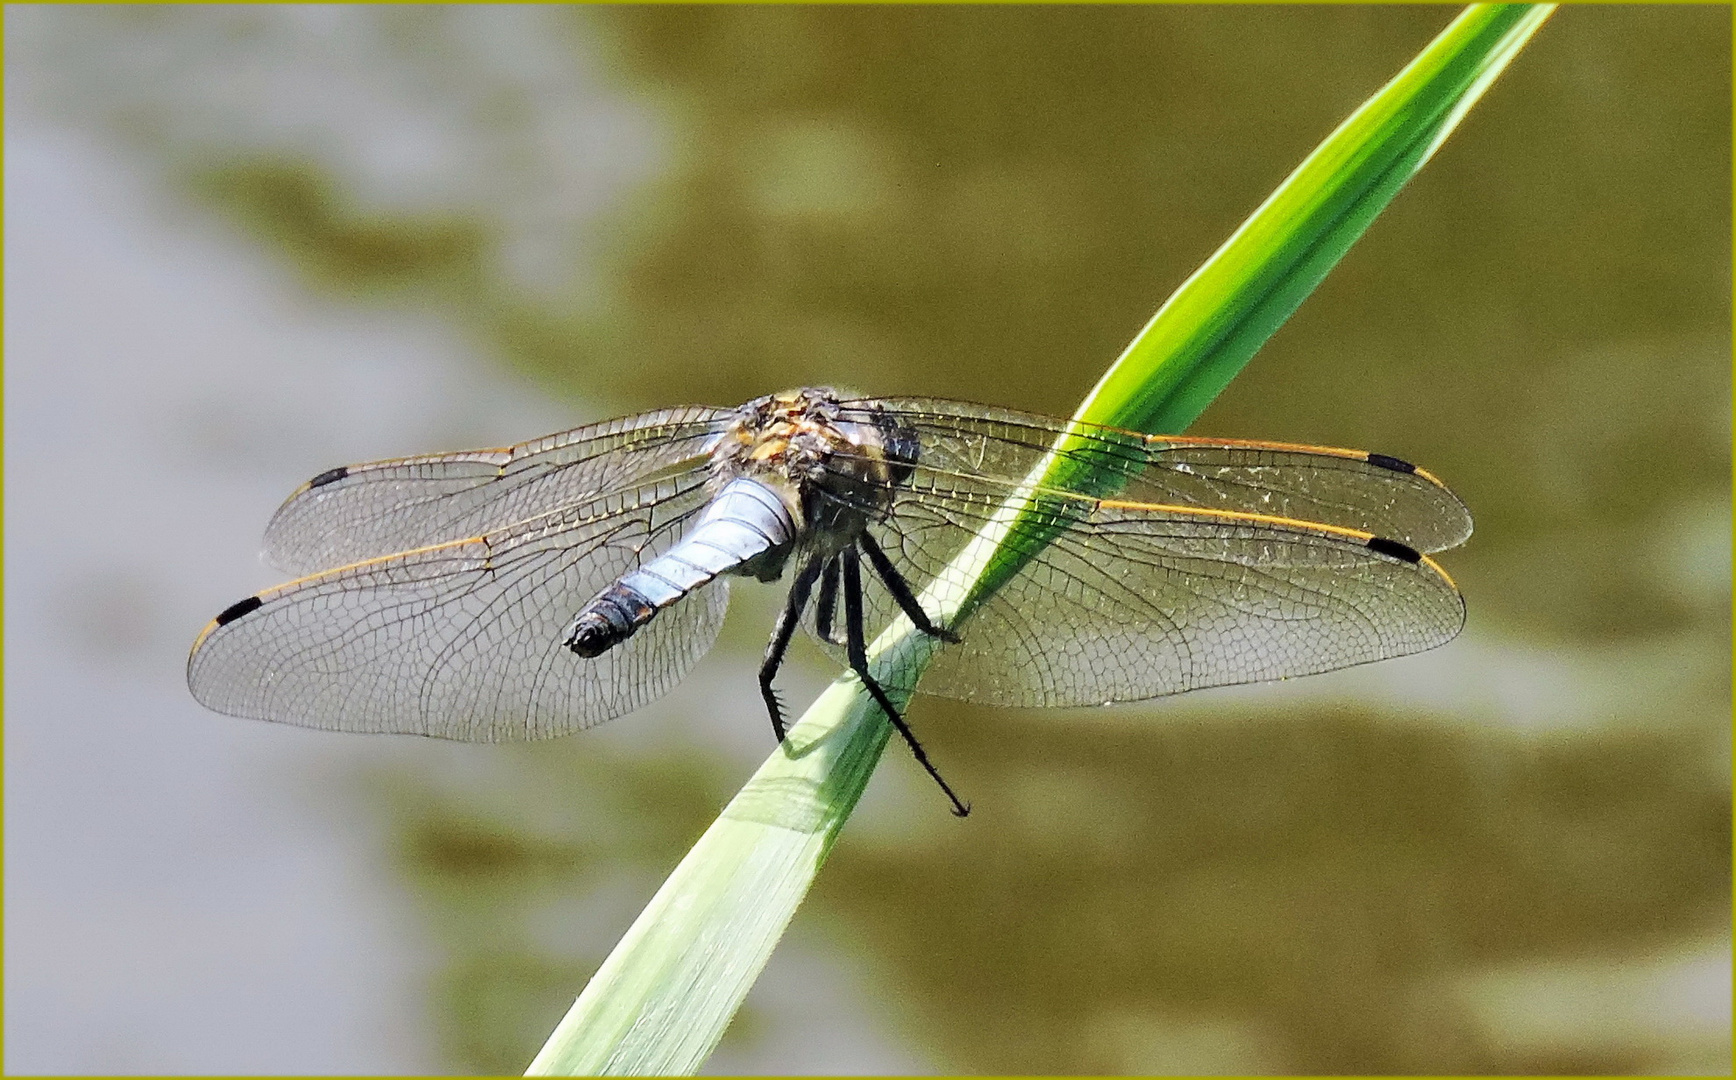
[6,5,1728,1074]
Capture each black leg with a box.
[760,555,824,742]
[813,556,842,645]
[842,546,970,817]
[859,531,961,643]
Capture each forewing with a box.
[263,405,733,575]
[837,397,1472,553]
[189,474,723,741]
[833,486,1464,707]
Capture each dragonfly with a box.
[188,388,1472,816]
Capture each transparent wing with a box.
[812,398,1470,707]
[836,397,1472,552]
[835,488,1464,706]
[263,404,734,575]
[189,473,723,741]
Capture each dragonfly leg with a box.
[859,532,961,643]
[813,556,843,646]
[843,546,970,817]
[760,554,824,742]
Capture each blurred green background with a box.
[8,5,1728,1074]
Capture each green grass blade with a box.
[1079,2,1556,438]
[524,679,891,1076]
[525,6,1553,1075]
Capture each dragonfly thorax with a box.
[711,388,918,570]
